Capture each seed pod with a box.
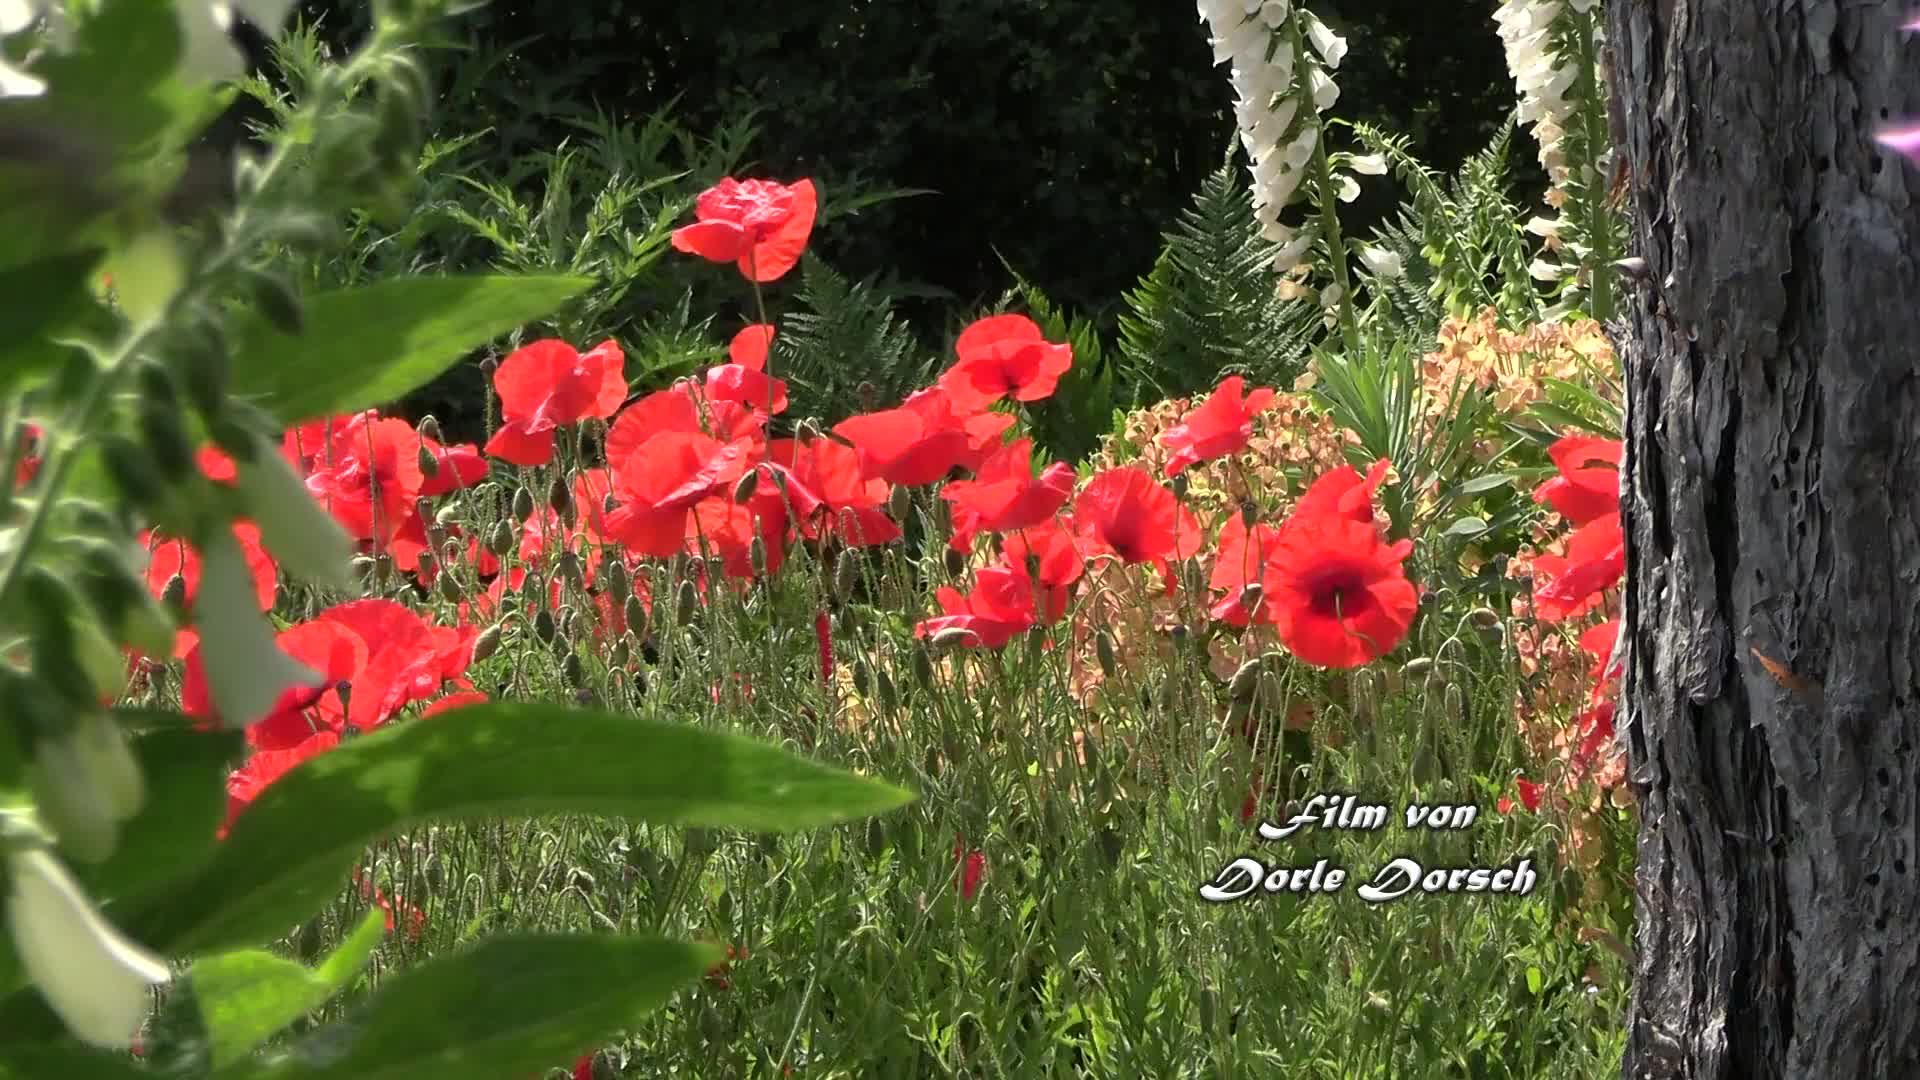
[851,659,872,696]
[1237,582,1263,614]
[888,484,910,523]
[910,645,935,688]
[487,520,514,557]
[416,443,439,478]
[732,467,759,504]
[138,406,195,482]
[668,551,691,583]
[415,551,436,578]
[1228,658,1263,703]
[437,570,462,602]
[373,553,394,587]
[1199,985,1217,1032]
[558,551,584,589]
[417,415,442,443]
[834,549,858,601]
[563,652,586,688]
[674,579,697,626]
[1402,657,1434,680]
[533,608,556,644]
[942,548,966,577]
[512,485,535,522]
[864,817,886,858]
[1239,501,1258,529]
[749,536,767,577]
[623,593,646,635]
[1468,607,1500,629]
[603,557,628,598]
[547,476,571,516]
[875,667,899,713]
[1444,683,1465,724]
[471,623,503,662]
[1170,472,1189,500]
[1095,631,1117,679]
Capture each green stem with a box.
[1571,9,1614,321]
[1283,20,1362,360]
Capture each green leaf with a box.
[190,909,386,1070]
[1456,472,1517,496]
[1442,517,1489,538]
[127,703,914,955]
[250,935,718,1080]
[81,726,244,906]
[228,275,595,425]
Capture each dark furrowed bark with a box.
[1608,1,1920,1077]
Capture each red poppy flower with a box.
[141,522,279,614]
[914,566,1037,648]
[954,835,986,900]
[1497,777,1545,814]
[572,1054,597,1080]
[1579,618,1623,690]
[937,314,1073,411]
[1571,700,1617,775]
[1531,512,1624,621]
[605,429,755,556]
[1159,376,1278,476]
[303,414,426,548]
[1207,514,1287,627]
[1294,458,1392,526]
[686,496,783,580]
[764,438,894,547]
[1532,435,1623,526]
[837,384,1013,486]
[671,177,818,283]
[703,324,789,416]
[484,340,628,467]
[13,423,41,490]
[351,866,426,942]
[1072,467,1203,567]
[416,439,489,498]
[224,729,339,834]
[942,439,1076,550]
[423,690,488,718]
[1265,512,1418,669]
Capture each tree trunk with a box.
[1607,2,1920,1076]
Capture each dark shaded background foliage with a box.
[297,0,1517,326]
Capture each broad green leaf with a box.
[127,703,914,954]
[191,909,386,1069]
[1455,473,1518,496]
[247,936,718,1080]
[81,727,244,906]
[1441,517,1489,538]
[228,275,595,425]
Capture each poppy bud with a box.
[942,548,966,577]
[416,415,442,443]
[487,521,514,557]
[1468,607,1500,629]
[416,444,439,479]
[910,645,935,688]
[732,468,759,504]
[609,637,630,668]
[624,594,646,636]
[1402,657,1433,680]
[512,486,535,523]
[837,604,861,637]
[533,609,556,645]
[244,268,305,335]
[519,570,544,601]
[931,627,975,651]
[559,551,584,590]
[547,477,571,516]
[1411,745,1439,783]
[875,667,899,714]
[1199,985,1217,1033]
[1095,631,1117,679]
[134,362,178,410]
[1239,501,1258,529]
[888,485,910,523]
[749,537,768,578]
[471,623,503,663]
[674,579,697,626]
[437,570,462,603]
[160,573,188,612]
[851,659,871,696]
[1170,472,1189,500]
[833,549,858,602]
[922,745,942,778]
[864,817,886,858]
[563,652,586,688]
[100,437,163,508]
[373,553,394,588]
[177,332,231,419]
[1237,582,1263,615]
[1444,684,1465,724]
[1228,659,1262,703]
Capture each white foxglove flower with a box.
[1335,174,1360,202]
[7,847,170,1050]
[0,0,47,97]
[1304,13,1347,69]
[196,528,321,728]
[1348,153,1388,175]
[1529,258,1565,281]
[1360,247,1404,278]
[29,714,145,864]
[232,433,356,594]
[1308,66,1339,111]
[1524,215,1563,238]
[1318,283,1344,308]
